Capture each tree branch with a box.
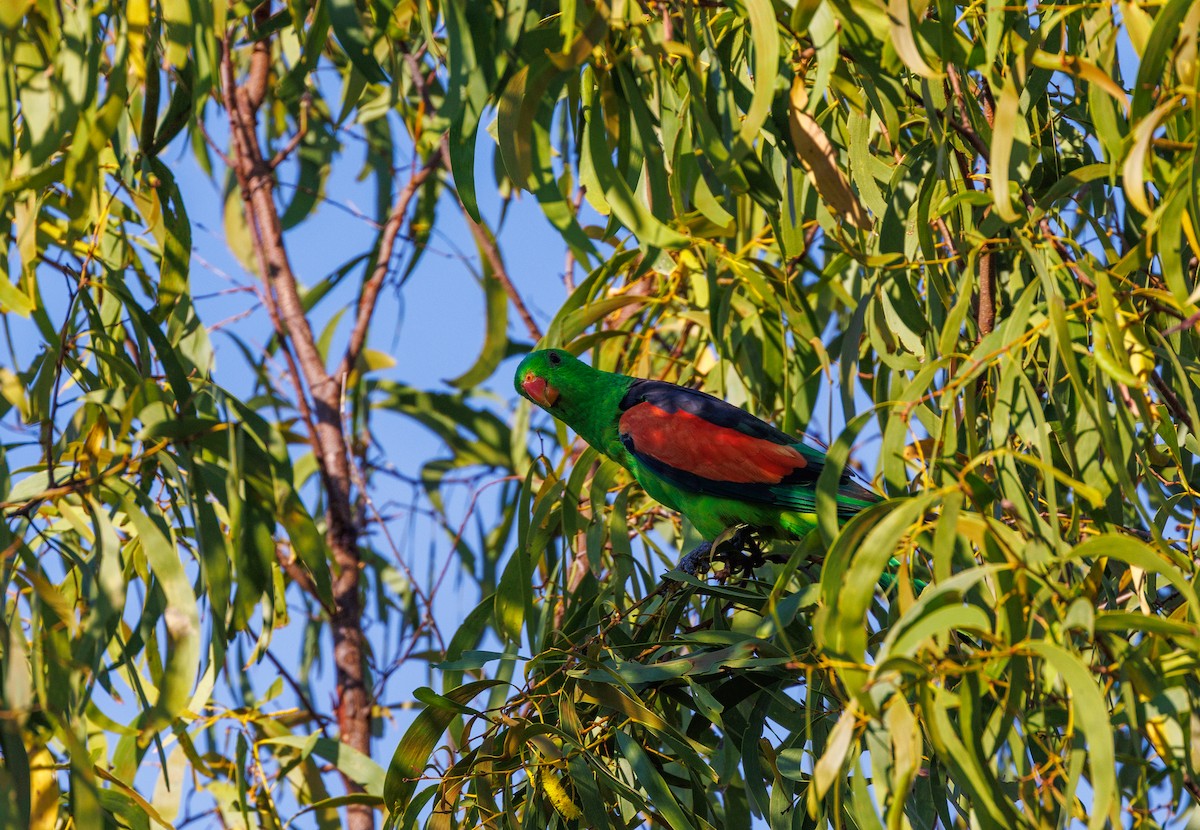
[942,69,995,342]
[977,246,995,339]
[338,150,443,382]
[269,105,309,170]
[437,143,543,342]
[219,20,374,830]
[466,209,543,342]
[1151,371,1195,433]
[944,64,992,162]
[244,3,272,112]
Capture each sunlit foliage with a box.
[391,1,1200,829]
[3,0,1200,829]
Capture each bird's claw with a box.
[675,526,765,580]
[677,542,713,577]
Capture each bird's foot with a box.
[674,526,766,580]
[723,526,765,574]
[677,542,713,576]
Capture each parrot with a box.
[514,349,880,574]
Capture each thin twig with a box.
[977,247,995,339]
[268,107,309,169]
[337,148,443,382]
[1164,309,1200,336]
[428,476,523,607]
[933,216,963,267]
[2,440,171,517]
[340,375,444,656]
[196,119,235,167]
[439,142,543,341]
[466,209,543,341]
[263,647,331,732]
[563,184,586,292]
[43,273,81,490]
[908,80,989,164]
[1151,372,1195,433]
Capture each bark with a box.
[977,247,995,339]
[218,12,385,827]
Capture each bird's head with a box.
[514,348,582,412]
[515,350,636,449]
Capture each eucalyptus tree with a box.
[0,2,522,829]
[4,0,1200,828]
[389,1,1200,829]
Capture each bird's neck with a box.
[563,372,636,459]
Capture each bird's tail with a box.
[879,558,928,594]
[835,479,882,519]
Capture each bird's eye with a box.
[547,351,561,366]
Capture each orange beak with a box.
[522,373,559,408]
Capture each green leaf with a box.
[1130,0,1194,121]
[260,736,386,797]
[1023,642,1118,829]
[732,0,780,162]
[329,0,387,84]
[383,680,507,812]
[447,224,509,389]
[614,730,698,830]
[582,77,689,249]
[812,702,857,800]
[1122,98,1177,215]
[112,481,201,734]
[887,0,939,77]
[816,492,942,699]
[989,76,1022,223]
[1065,536,1200,620]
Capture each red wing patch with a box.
[619,402,808,484]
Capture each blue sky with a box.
[0,99,581,820]
[3,14,1179,822]
[169,111,581,822]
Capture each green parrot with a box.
[514,349,879,573]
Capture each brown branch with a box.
[337,151,443,382]
[244,3,272,112]
[939,70,997,343]
[943,65,1101,314]
[276,548,318,600]
[1151,371,1196,433]
[43,278,83,489]
[219,21,374,830]
[933,216,963,267]
[467,212,543,341]
[977,247,995,339]
[339,372,445,668]
[1037,218,1097,290]
[222,52,330,402]
[263,646,332,732]
[1164,308,1200,336]
[255,284,322,452]
[196,119,235,167]
[2,440,171,517]
[268,109,308,170]
[941,69,1094,292]
[563,184,586,292]
[952,144,976,188]
[437,142,543,342]
[978,74,996,128]
[399,44,432,111]
[928,71,991,165]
